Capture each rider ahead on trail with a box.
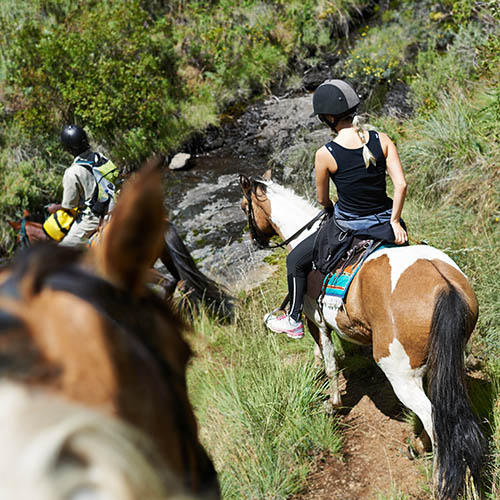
[265,79,408,339]
[48,125,117,248]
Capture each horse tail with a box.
[163,224,234,321]
[427,283,486,499]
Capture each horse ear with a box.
[239,174,251,195]
[89,157,166,296]
[262,168,272,181]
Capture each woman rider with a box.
[265,79,408,339]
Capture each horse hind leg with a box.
[376,338,434,450]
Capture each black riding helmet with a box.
[310,79,360,130]
[60,125,90,156]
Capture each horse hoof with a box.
[406,443,417,461]
[323,398,341,415]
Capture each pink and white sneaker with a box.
[264,313,304,339]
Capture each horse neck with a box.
[265,182,320,249]
[26,222,48,243]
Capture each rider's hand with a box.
[47,203,60,214]
[391,220,408,245]
[324,203,334,219]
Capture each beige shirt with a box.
[61,161,96,211]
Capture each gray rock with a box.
[169,152,192,170]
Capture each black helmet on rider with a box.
[60,125,90,156]
[310,79,360,131]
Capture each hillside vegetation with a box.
[0,0,372,252]
[1,0,499,498]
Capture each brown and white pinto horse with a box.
[240,173,485,500]
[0,163,219,499]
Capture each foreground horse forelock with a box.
[0,162,219,499]
[239,173,486,500]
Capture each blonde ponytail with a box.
[353,115,376,168]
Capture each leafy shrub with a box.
[408,23,490,113]
[339,23,413,98]
[5,0,182,163]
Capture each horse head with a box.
[239,172,278,248]
[0,158,220,499]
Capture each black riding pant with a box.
[286,232,316,322]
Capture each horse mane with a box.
[1,244,82,299]
[0,242,191,382]
[165,224,234,321]
[0,382,195,499]
[251,177,319,217]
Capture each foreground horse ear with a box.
[90,158,166,296]
[239,174,251,194]
[262,168,272,181]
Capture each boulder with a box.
[168,152,192,170]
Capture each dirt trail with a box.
[294,361,433,500]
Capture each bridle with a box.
[241,179,274,249]
[241,176,327,249]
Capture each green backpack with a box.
[75,153,119,217]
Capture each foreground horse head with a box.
[0,381,197,499]
[239,173,486,500]
[0,162,219,499]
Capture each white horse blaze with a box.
[377,338,434,445]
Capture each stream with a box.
[162,151,275,291]
[158,91,318,291]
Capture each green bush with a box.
[4,0,182,162]
[408,24,490,113]
[339,23,416,97]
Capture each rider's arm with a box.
[61,167,83,210]
[380,132,408,244]
[314,146,337,209]
[47,203,63,214]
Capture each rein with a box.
[19,217,31,248]
[243,185,327,249]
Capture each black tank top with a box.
[326,130,392,216]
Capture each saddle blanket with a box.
[322,243,395,309]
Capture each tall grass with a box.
[187,265,342,499]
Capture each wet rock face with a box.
[191,93,324,162]
[303,54,341,91]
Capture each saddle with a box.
[307,237,384,307]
